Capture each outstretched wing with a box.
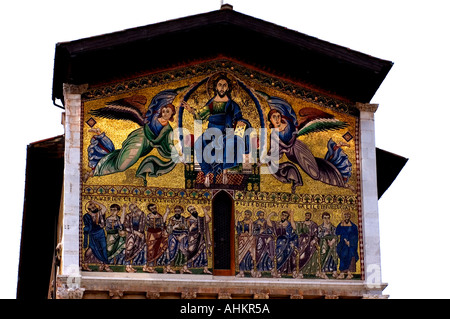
[89,95,147,126]
[297,118,349,136]
[297,107,348,136]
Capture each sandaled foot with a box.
[203,267,212,274]
[103,265,113,272]
[180,266,192,274]
[163,266,176,274]
[336,272,346,279]
[81,263,92,271]
[204,174,211,188]
[126,265,137,273]
[143,265,157,273]
[222,171,228,184]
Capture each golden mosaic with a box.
[80,59,362,279]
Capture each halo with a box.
[85,200,99,213]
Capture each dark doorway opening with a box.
[212,190,235,276]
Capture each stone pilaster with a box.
[60,83,88,277]
[356,102,385,294]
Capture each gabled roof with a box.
[52,5,393,106]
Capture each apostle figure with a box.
[123,203,147,273]
[143,203,169,273]
[158,205,188,273]
[317,212,339,279]
[105,203,126,265]
[184,205,212,274]
[253,211,276,278]
[267,210,298,277]
[336,212,359,279]
[82,200,112,272]
[296,212,320,278]
[236,210,256,277]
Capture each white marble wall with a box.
[61,84,87,278]
[356,102,384,291]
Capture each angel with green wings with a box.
[260,92,352,193]
[84,88,186,185]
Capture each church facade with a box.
[50,5,393,299]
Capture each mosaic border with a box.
[81,59,359,117]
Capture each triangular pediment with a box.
[52,7,392,106]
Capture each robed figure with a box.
[253,211,276,277]
[185,206,212,274]
[267,211,298,277]
[85,88,186,185]
[183,74,251,187]
[82,201,112,272]
[336,212,359,279]
[259,91,352,193]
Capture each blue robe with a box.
[336,222,359,271]
[253,219,274,272]
[158,217,188,266]
[83,213,109,264]
[194,98,251,177]
[273,222,298,274]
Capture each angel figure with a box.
[258,92,352,193]
[84,88,186,185]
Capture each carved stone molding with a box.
[76,272,388,299]
[181,291,197,299]
[362,294,389,299]
[109,290,124,299]
[253,292,269,299]
[218,292,232,299]
[356,102,379,113]
[146,291,161,299]
[56,286,85,299]
[63,83,89,95]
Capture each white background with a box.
[1,0,449,299]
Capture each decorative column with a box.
[356,102,385,296]
[60,84,88,280]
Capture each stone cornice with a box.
[57,273,388,299]
[356,102,379,113]
[63,83,89,95]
